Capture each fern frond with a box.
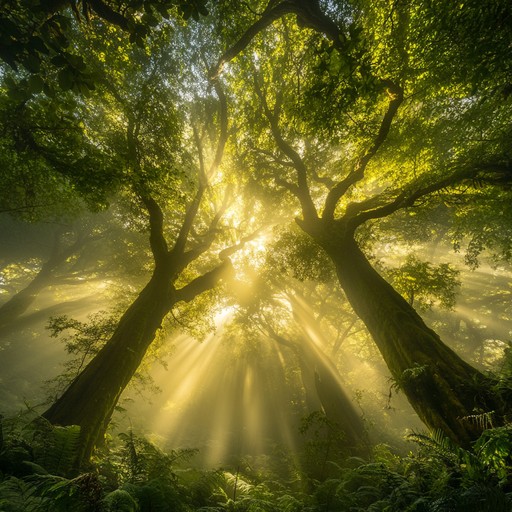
[0,476,47,512]
[461,411,495,430]
[407,430,463,465]
[34,424,81,477]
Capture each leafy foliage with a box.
[0,413,81,478]
[386,255,461,310]
[45,311,120,396]
[267,225,336,283]
[1,1,512,511]
[1,412,512,511]
[0,0,210,97]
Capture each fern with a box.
[430,485,512,512]
[0,476,48,512]
[37,425,81,477]
[461,411,495,430]
[0,414,81,478]
[26,472,103,512]
[276,493,303,512]
[407,430,464,466]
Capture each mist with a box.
[1,1,512,509]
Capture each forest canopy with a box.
[1,0,512,510]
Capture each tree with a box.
[386,255,461,310]
[210,0,512,445]
[34,23,257,467]
[234,263,368,452]
[0,208,153,335]
[0,0,209,97]
[0,224,88,330]
[42,93,234,469]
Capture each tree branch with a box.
[323,82,404,220]
[263,321,296,349]
[209,81,229,176]
[210,0,346,80]
[192,125,207,187]
[180,184,233,267]
[218,227,265,261]
[350,164,489,226]
[140,195,169,263]
[172,82,229,257]
[253,72,318,222]
[174,258,234,303]
[311,168,335,188]
[210,1,296,80]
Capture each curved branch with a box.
[218,227,264,261]
[174,258,234,303]
[264,324,297,350]
[210,1,296,79]
[172,83,229,256]
[323,82,404,220]
[140,195,169,262]
[210,0,346,80]
[350,163,494,227]
[253,73,318,221]
[180,185,233,268]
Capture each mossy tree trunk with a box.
[317,229,505,446]
[43,258,232,468]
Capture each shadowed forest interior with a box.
[1,1,512,510]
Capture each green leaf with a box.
[67,53,86,71]
[51,54,68,67]
[28,36,49,55]
[28,75,44,94]
[23,53,41,73]
[58,68,74,90]
[77,81,91,97]
[43,83,56,98]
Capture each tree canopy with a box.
[1,0,512,508]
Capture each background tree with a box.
[230,233,368,454]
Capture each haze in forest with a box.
[1,0,511,510]
[1,216,510,466]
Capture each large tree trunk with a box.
[319,231,506,446]
[43,266,173,468]
[43,258,231,468]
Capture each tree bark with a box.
[43,259,231,468]
[317,230,506,446]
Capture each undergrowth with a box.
[0,411,511,511]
